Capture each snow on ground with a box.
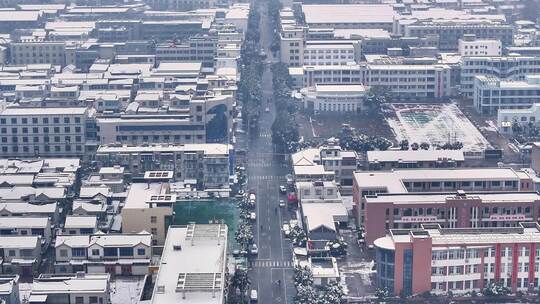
[339,261,375,286]
[385,103,491,152]
[110,277,145,304]
[19,283,32,303]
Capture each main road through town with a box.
[246,2,295,303]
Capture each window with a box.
[75,297,84,304]
[104,247,117,257]
[60,249,68,257]
[53,117,59,124]
[92,249,100,256]
[89,297,98,304]
[137,248,146,256]
[72,248,86,257]
[151,228,157,235]
[8,250,15,257]
[150,216,157,223]
[119,247,134,256]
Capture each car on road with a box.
[265,106,270,112]
[250,289,258,302]
[279,200,286,207]
[250,244,258,255]
[250,212,257,221]
[279,185,287,193]
[282,223,290,237]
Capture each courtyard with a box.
[384,103,492,153]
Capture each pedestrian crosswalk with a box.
[252,260,293,268]
[250,175,286,181]
[249,163,289,168]
[259,131,272,138]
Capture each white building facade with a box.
[473,75,540,114]
[458,38,502,57]
[300,84,366,113]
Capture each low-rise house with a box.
[82,166,125,193]
[29,273,110,304]
[79,186,111,202]
[0,217,51,247]
[0,187,65,204]
[0,275,20,304]
[0,202,59,223]
[63,216,98,235]
[0,236,41,277]
[54,232,152,276]
[295,257,339,286]
[301,202,348,255]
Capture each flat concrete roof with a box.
[302,4,395,24]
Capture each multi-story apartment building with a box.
[363,63,452,99]
[155,36,217,68]
[301,4,395,31]
[302,41,359,66]
[292,139,358,193]
[96,114,206,145]
[289,64,362,88]
[0,107,91,158]
[95,143,231,188]
[375,223,540,296]
[280,24,307,67]
[458,37,502,57]
[121,182,174,246]
[364,191,540,245]
[461,56,540,98]
[353,168,534,223]
[291,61,452,99]
[394,8,513,50]
[9,41,66,66]
[151,224,228,304]
[473,75,540,114]
[54,232,152,275]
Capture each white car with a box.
[282,223,291,237]
[250,289,258,302]
[250,212,257,221]
[279,185,287,193]
[279,200,286,207]
[250,244,258,255]
[265,107,270,112]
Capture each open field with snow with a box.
[384,103,491,153]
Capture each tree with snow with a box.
[294,285,318,304]
[235,220,254,251]
[375,287,389,300]
[317,281,345,304]
[326,239,348,257]
[231,268,251,302]
[482,281,510,297]
[293,266,314,287]
[289,225,307,247]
